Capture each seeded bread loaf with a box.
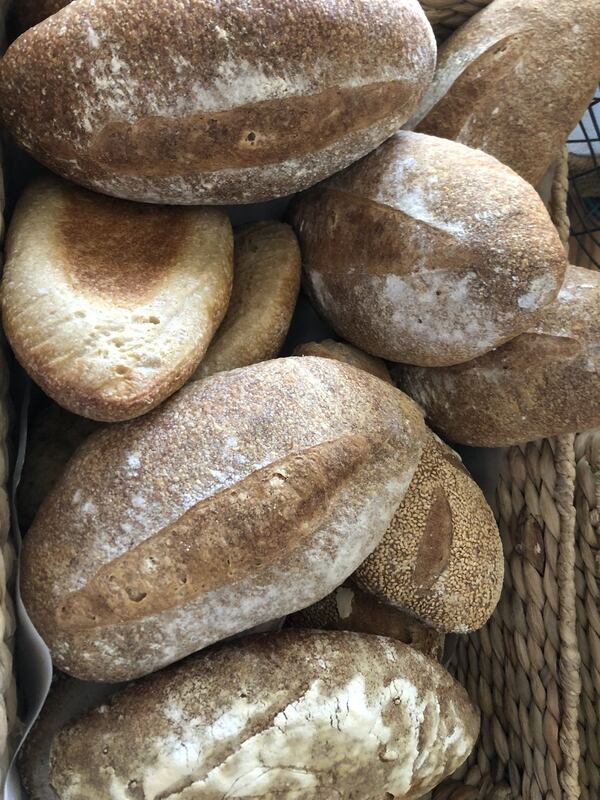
[409,0,600,186]
[21,357,426,682]
[294,339,391,383]
[290,131,567,366]
[45,631,479,799]
[192,222,300,380]
[2,176,233,421]
[396,265,600,447]
[0,0,436,204]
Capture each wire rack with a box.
[568,90,600,269]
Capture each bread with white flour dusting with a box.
[0,0,436,204]
[290,131,567,366]
[45,631,479,799]
[20,357,426,682]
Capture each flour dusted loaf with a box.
[396,266,600,447]
[11,0,70,34]
[44,631,478,799]
[192,222,300,380]
[288,584,444,660]
[21,357,426,682]
[409,0,600,186]
[2,176,233,420]
[0,0,436,205]
[290,131,567,366]
[355,431,503,633]
[294,339,392,383]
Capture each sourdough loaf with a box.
[47,631,479,799]
[0,0,436,204]
[2,176,233,421]
[21,357,426,682]
[294,339,392,383]
[288,584,444,660]
[290,131,567,366]
[192,222,300,380]
[396,265,600,447]
[11,0,70,34]
[409,0,600,186]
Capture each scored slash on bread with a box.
[2,175,234,421]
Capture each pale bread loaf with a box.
[396,265,600,447]
[0,0,436,204]
[290,131,567,366]
[192,222,300,380]
[2,176,233,421]
[294,339,391,383]
[409,0,600,186]
[21,357,426,682]
[47,631,479,799]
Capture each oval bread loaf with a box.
[355,431,503,633]
[290,131,567,366]
[288,584,444,660]
[0,0,436,204]
[21,357,426,682]
[396,265,600,447]
[192,222,301,380]
[47,631,479,799]
[294,339,392,383]
[2,176,233,421]
[409,0,600,186]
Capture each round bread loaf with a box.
[288,584,444,660]
[409,0,600,186]
[11,0,69,34]
[0,0,436,204]
[18,405,101,532]
[294,339,391,383]
[21,357,426,682]
[46,631,479,799]
[192,222,301,380]
[290,131,567,366]
[2,176,233,421]
[395,265,600,447]
[355,431,503,633]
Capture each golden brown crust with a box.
[288,584,444,660]
[2,176,233,421]
[193,222,301,379]
[294,339,391,383]
[396,266,600,447]
[0,0,435,203]
[354,432,504,633]
[21,357,426,681]
[411,0,600,185]
[290,131,566,366]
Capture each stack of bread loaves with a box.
[0,0,598,798]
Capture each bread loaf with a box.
[0,0,436,204]
[18,405,101,531]
[409,0,600,186]
[2,176,233,421]
[290,131,567,366]
[11,0,69,34]
[192,222,300,380]
[288,584,444,660]
[396,265,600,447]
[46,631,479,799]
[294,339,391,383]
[21,357,426,682]
[355,431,503,633]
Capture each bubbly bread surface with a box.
[2,176,233,420]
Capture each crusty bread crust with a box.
[2,176,233,421]
[21,357,426,682]
[48,631,479,799]
[0,0,436,204]
[396,266,600,446]
[294,339,392,383]
[409,0,600,185]
[291,131,567,366]
[193,222,301,379]
[11,0,70,34]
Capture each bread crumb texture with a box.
[49,631,479,799]
[355,432,503,633]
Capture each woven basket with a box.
[419,0,491,39]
